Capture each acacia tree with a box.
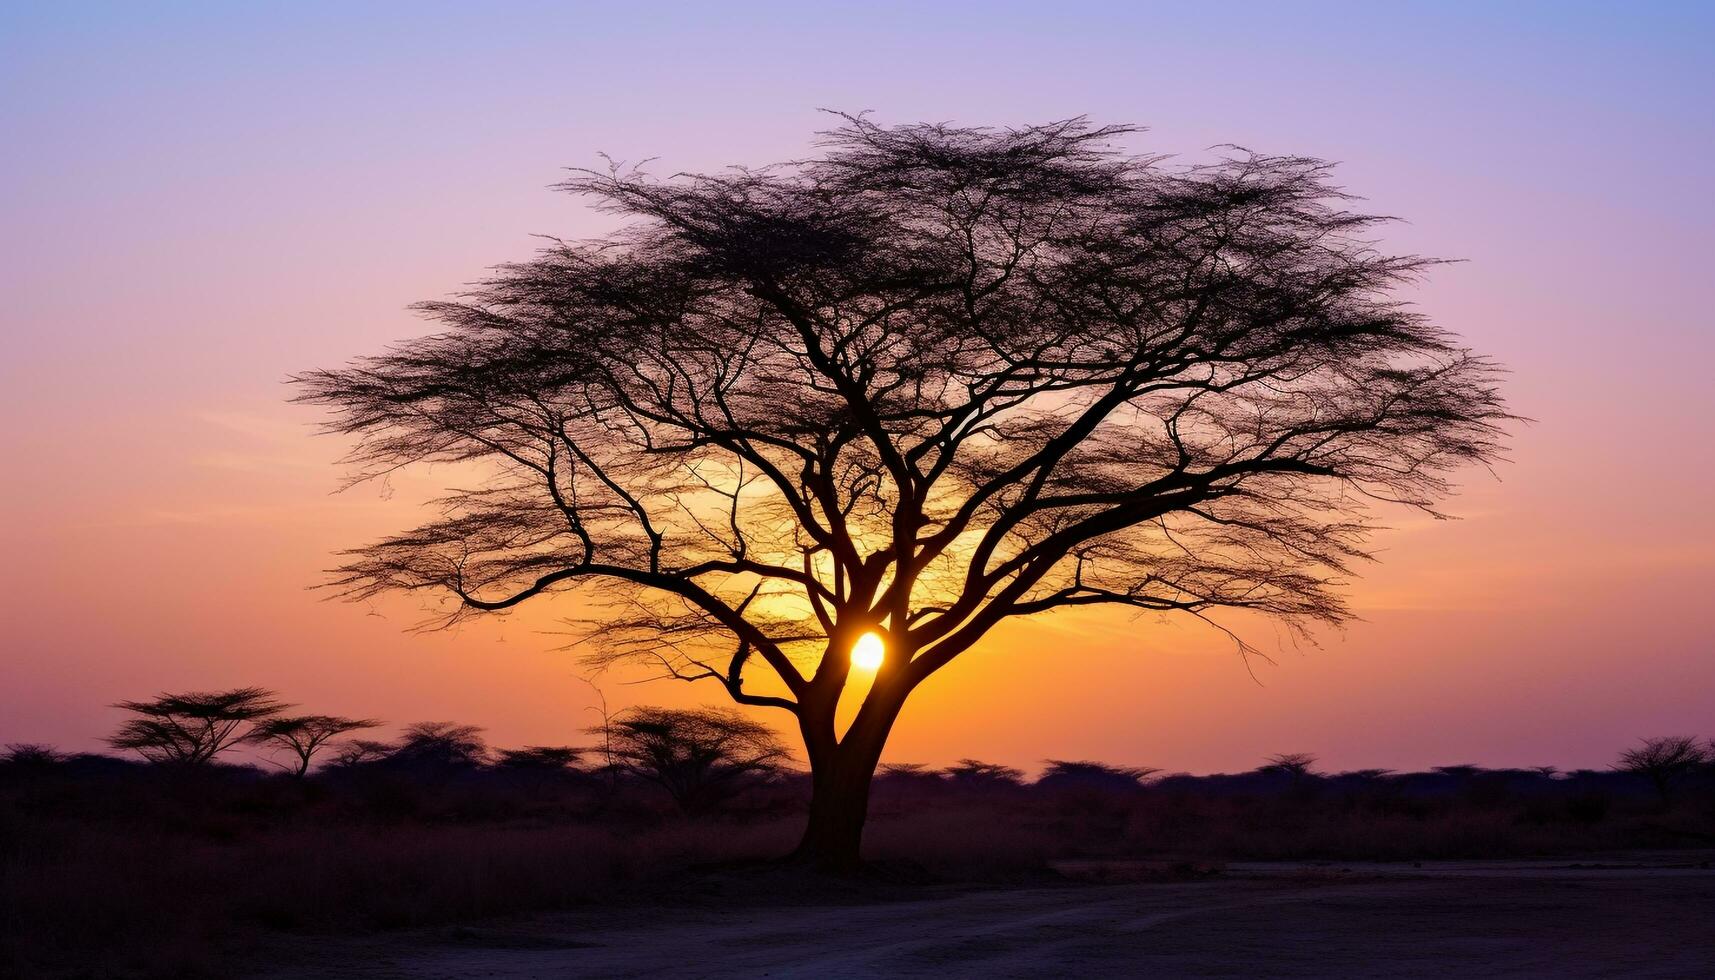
[1258,752,1319,777]
[600,706,788,813]
[252,714,382,776]
[386,721,490,768]
[108,687,285,766]
[296,116,1507,868]
[1037,760,1159,792]
[1616,735,1709,804]
[945,759,1026,787]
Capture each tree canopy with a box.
[298,116,1504,705]
[252,714,382,776]
[108,687,286,766]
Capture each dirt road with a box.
[256,859,1715,978]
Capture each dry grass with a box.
[2,813,802,978]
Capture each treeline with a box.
[5,685,1714,815]
[7,685,802,817]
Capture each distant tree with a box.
[107,687,285,766]
[1616,736,1709,803]
[2,743,64,767]
[599,707,788,813]
[298,115,1509,867]
[1037,759,1159,791]
[1336,768,1405,807]
[1257,753,1319,778]
[1340,768,1396,781]
[945,759,1025,787]
[1432,764,1485,780]
[327,738,394,768]
[497,745,584,770]
[252,714,382,776]
[877,762,942,781]
[387,722,489,769]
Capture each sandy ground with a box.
[254,858,1715,978]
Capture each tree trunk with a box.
[789,694,903,871]
[792,748,881,871]
[786,666,913,871]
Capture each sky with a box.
[2,2,1711,775]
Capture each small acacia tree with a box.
[1258,753,1319,778]
[600,706,788,813]
[108,687,285,766]
[387,722,490,769]
[945,759,1026,788]
[297,116,1507,868]
[252,714,382,777]
[1616,735,1709,804]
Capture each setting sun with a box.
[851,632,885,671]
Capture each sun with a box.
[850,631,885,671]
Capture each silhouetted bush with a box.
[2,743,64,768]
[1037,760,1158,793]
[384,722,491,770]
[943,759,1026,789]
[1257,753,1319,777]
[497,745,584,770]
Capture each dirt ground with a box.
[253,857,1715,978]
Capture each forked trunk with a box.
[789,697,899,871]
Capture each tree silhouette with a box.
[386,722,490,769]
[944,758,1026,787]
[1037,759,1159,791]
[252,714,382,777]
[876,762,945,785]
[1615,735,1709,804]
[497,745,584,770]
[297,115,1509,867]
[108,687,285,766]
[1258,753,1319,778]
[599,706,788,813]
[327,738,393,768]
[2,743,64,768]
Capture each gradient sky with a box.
[3,2,1711,774]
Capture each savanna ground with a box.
[4,750,1713,978]
[255,859,1715,979]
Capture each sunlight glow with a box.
[851,631,885,671]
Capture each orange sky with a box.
[3,4,1711,773]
